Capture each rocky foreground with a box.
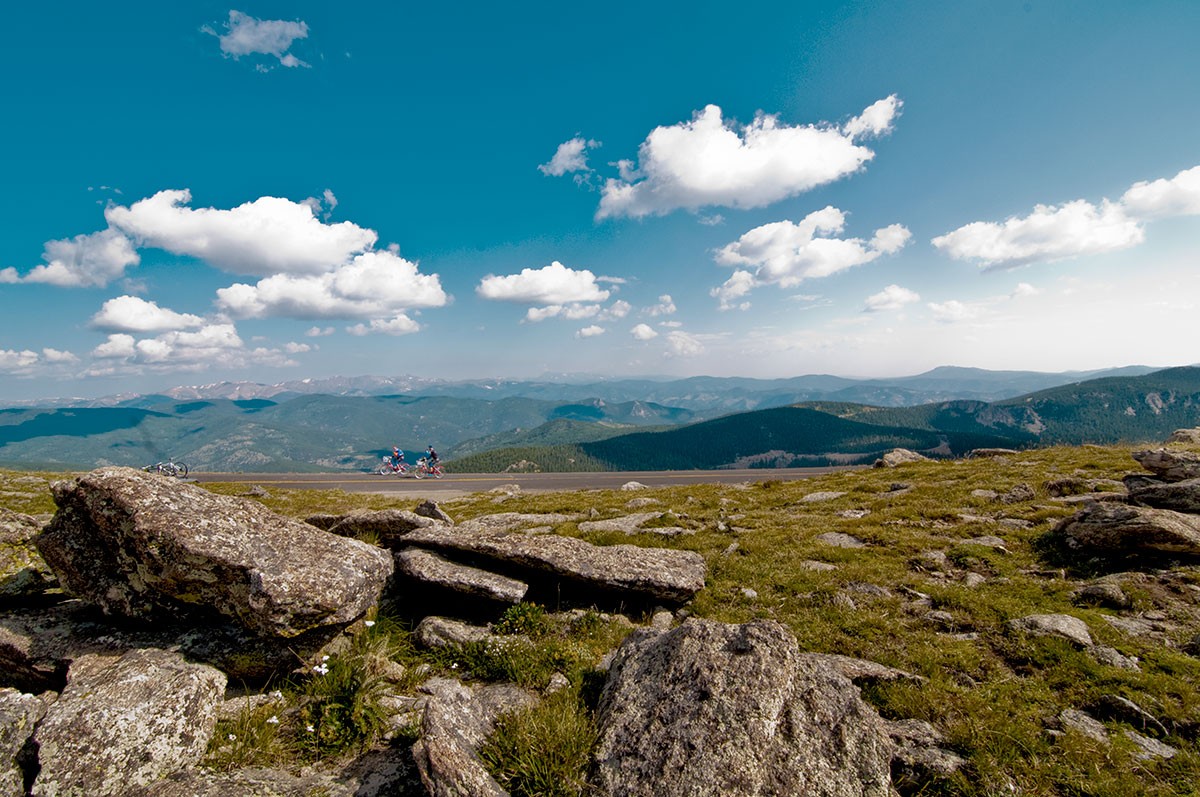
[1,435,1199,795]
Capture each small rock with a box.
[874,449,930,468]
[740,587,759,600]
[800,560,838,572]
[1089,646,1140,671]
[816,532,865,548]
[1123,730,1177,760]
[1059,708,1108,743]
[923,610,956,631]
[625,497,660,509]
[997,483,1035,504]
[414,500,454,524]
[971,489,999,501]
[413,617,492,650]
[962,573,986,588]
[546,672,571,694]
[964,535,1008,552]
[801,491,846,503]
[1071,583,1131,609]
[1008,614,1093,647]
[836,509,871,519]
[649,610,674,631]
[620,481,649,491]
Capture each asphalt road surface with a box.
[192,467,858,497]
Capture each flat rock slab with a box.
[33,648,226,797]
[37,467,394,638]
[396,548,528,605]
[1056,502,1200,556]
[1132,449,1200,482]
[1128,477,1200,514]
[402,527,706,605]
[592,619,893,797]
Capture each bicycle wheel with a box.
[433,467,444,479]
[177,463,189,477]
[413,468,425,479]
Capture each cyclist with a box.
[390,446,406,472]
[425,445,440,467]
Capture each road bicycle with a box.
[142,460,189,478]
[413,456,444,479]
[375,457,410,475]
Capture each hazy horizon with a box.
[3,3,1198,402]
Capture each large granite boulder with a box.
[1056,503,1200,557]
[36,468,393,638]
[591,619,893,796]
[402,527,706,606]
[32,648,225,797]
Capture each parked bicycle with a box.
[413,456,445,479]
[142,460,189,478]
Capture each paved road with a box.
[192,467,858,496]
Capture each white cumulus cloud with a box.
[107,189,377,277]
[864,284,920,312]
[346,315,421,336]
[6,228,140,288]
[90,295,205,333]
[711,270,757,312]
[713,207,911,300]
[931,199,1143,270]
[0,348,40,372]
[933,163,1200,270]
[630,323,658,341]
[576,325,605,338]
[207,10,309,68]
[597,96,900,219]
[217,250,446,320]
[477,261,610,305]
[646,294,677,316]
[1121,164,1200,218]
[88,323,298,375]
[665,330,705,358]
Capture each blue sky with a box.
[2,1,1199,400]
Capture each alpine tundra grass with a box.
[3,442,1198,795]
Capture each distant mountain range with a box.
[10,365,1160,411]
[0,365,1194,472]
[450,366,1200,473]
